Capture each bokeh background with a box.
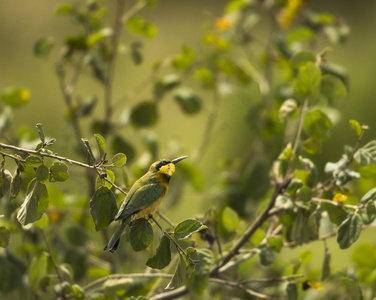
[1,0,376,290]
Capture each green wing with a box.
[115,182,164,221]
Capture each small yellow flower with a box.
[20,89,31,102]
[305,280,324,290]
[333,193,348,203]
[277,0,305,29]
[216,16,231,31]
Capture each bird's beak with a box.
[171,155,188,164]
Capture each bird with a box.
[104,155,188,252]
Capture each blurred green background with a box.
[1,0,376,287]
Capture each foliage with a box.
[0,0,375,300]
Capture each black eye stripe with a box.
[156,160,169,170]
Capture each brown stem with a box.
[210,176,291,276]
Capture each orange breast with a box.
[137,196,163,217]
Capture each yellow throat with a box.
[159,163,175,176]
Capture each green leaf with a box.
[259,244,275,266]
[0,227,10,248]
[195,68,215,88]
[129,218,154,252]
[286,283,298,300]
[174,219,207,240]
[166,253,189,289]
[291,51,315,69]
[26,155,42,168]
[279,99,298,122]
[302,137,322,155]
[321,74,347,106]
[299,250,313,265]
[36,164,49,183]
[35,123,45,143]
[286,178,303,197]
[146,234,171,269]
[0,169,12,198]
[354,140,376,165]
[81,138,96,165]
[34,37,55,58]
[10,169,21,200]
[153,74,181,100]
[55,3,73,15]
[129,40,143,65]
[87,27,112,46]
[361,187,376,203]
[29,254,48,292]
[187,249,213,295]
[337,213,362,249]
[299,156,318,188]
[287,27,314,44]
[17,179,49,225]
[95,169,115,190]
[225,0,250,13]
[94,133,106,159]
[222,206,239,232]
[290,209,311,245]
[268,236,283,252]
[111,136,136,164]
[49,162,69,182]
[365,201,376,221]
[304,109,332,141]
[80,96,97,117]
[173,45,195,70]
[71,284,85,299]
[112,153,127,167]
[173,88,202,115]
[1,87,30,107]
[130,101,158,127]
[90,186,118,231]
[349,120,362,137]
[33,213,49,230]
[126,16,156,38]
[293,62,321,101]
[308,209,321,239]
[339,277,362,300]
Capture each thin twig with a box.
[41,231,66,299]
[149,215,190,260]
[0,142,128,196]
[156,211,175,228]
[210,175,292,276]
[193,79,221,163]
[103,0,126,135]
[311,197,363,210]
[242,274,304,284]
[288,98,309,174]
[209,278,286,300]
[59,273,172,300]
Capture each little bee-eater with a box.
[104,155,188,252]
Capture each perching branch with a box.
[0,142,127,196]
[210,175,292,276]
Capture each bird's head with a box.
[149,155,188,178]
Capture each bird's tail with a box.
[104,218,131,253]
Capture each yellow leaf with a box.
[333,193,348,203]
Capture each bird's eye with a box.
[156,160,169,170]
